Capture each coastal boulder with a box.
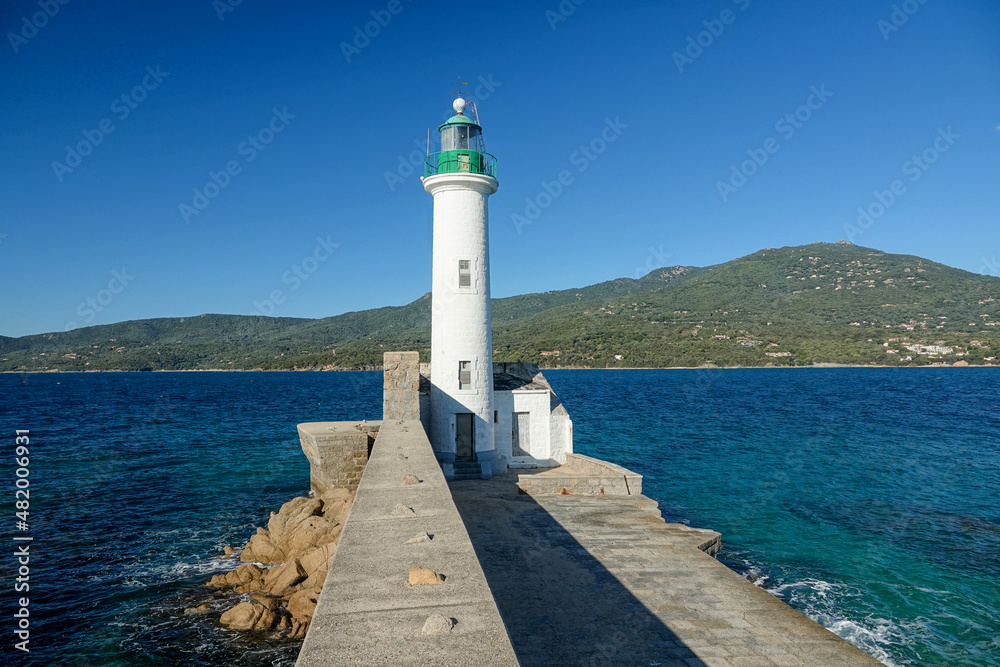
[220,602,265,631]
[263,558,307,597]
[241,528,285,565]
[284,515,342,559]
[287,588,320,622]
[267,497,323,541]
[298,542,336,591]
[234,578,268,594]
[320,495,353,524]
[207,563,263,588]
[289,619,309,640]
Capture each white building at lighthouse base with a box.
[419,361,573,477]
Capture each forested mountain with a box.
[4,242,998,371]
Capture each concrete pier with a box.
[452,476,883,666]
[297,421,884,666]
[296,420,517,666]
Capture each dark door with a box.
[455,413,474,460]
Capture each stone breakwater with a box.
[195,487,355,639]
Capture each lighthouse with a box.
[422,96,503,478]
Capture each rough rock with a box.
[234,578,269,594]
[240,529,284,565]
[250,593,282,610]
[207,564,263,588]
[267,497,323,543]
[255,608,279,631]
[214,492,355,638]
[392,504,416,518]
[183,604,210,615]
[406,531,432,544]
[287,588,320,622]
[402,474,420,485]
[290,619,308,640]
[264,558,307,597]
[321,496,353,524]
[408,568,445,585]
[421,614,455,635]
[284,515,342,558]
[275,614,291,633]
[298,543,336,591]
[220,602,265,631]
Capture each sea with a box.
[1,368,997,666]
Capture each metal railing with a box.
[424,151,498,179]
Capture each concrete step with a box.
[444,461,484,481]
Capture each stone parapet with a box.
[515,453,643,496]
[298,421,380,495]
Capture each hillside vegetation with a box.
[3,243,998,371]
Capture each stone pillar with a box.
[383,351,421,421]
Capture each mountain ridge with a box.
[4,242,998,371]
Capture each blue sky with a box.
[1,0,998,337]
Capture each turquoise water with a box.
[548,367,1000,667]
[2,371,381,666]
[2,369,997,665]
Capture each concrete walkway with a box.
[297,421,517,666]
[451,477,885,667]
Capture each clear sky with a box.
[2,0,998,337]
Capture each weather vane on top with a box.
[449,78,468,98]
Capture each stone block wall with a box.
[298,421,380,494]
[383,351,421,422]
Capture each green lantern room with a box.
[424,98,498,179]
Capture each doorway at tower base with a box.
[381,353,573,475]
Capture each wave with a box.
[764,577,922,666]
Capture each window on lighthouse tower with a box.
[458,361,472,389]
[458,260,471,288]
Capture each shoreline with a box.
[2,362,995,374]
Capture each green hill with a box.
[3,242,998,371]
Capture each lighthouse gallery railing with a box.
[423,151,498,179]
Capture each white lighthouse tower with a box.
[423,95,503,478]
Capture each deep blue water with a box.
[2,369,998,665]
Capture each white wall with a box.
[425,172,498,462]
